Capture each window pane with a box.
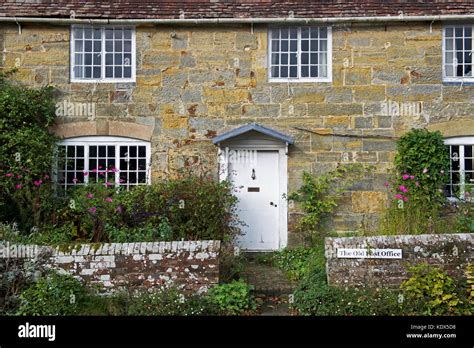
[301,27,309,39]
[271,40,279,52]
[271,66,279,78]
[124,67,132,78]
[74,28,83,39]
[93,28,101,39]
[106,54,113,66]
[301,65,309,77]
[72,65,83,78]
[290,66,297,78]
[280,66,288,78]
[93,67,101,78]
[84,28,92,39]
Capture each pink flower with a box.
[83,171,89,176]
[423,168,428,174]
[415,181,420,187]
[111,167,119,173]
[98,166,103,169]
[105,181,112,187]
[91,169,97,173]
[72,178,78,184]
[5,173,13,177]
[116,206,123,213]
[88,207,97,214]
[410,175,415,180]
[87,193,94,199]
[15,184,22,189]
[16,175,22,179]
[119,178,125,183]
[395,194,403,200]
[384,182,389,187]
[33,180,43,187]
[403,196,409,202]
[402,174,409,180]
[399,185,408,193]
[44,174,50,179]
[105,197,113,203]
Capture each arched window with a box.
[56,136,151,191]
[444,137,474,199]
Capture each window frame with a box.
[56,136,151,191]
[444,136,474,200]
[70,25,136,83]
[267,26,332,83]
[442,24,474,83]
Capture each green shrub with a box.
[400,263,467,315]
[394,128,449,204]
[291,266,402,316]
[126,287,218,316]
[208,280,257,315]
[15,272,87,316]
[272,247,321,281]
[117,177,241,242]
[289,164,367,243]
[0,71,60,231]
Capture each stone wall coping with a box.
[0,240,221,257]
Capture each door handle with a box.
[270,201,277,207]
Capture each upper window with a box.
[445,137,474,200]
[71,26,136,83]
[268,26,332,82]
[56,136,150,191]
[443,25,473,82]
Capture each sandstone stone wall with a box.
[1,22,473,245]
[0,240,220,294]
[325,233,473,288]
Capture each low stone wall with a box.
[0,240,220,294]
[325,233,473,288]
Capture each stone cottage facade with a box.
[1,1,473,250]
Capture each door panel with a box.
[229,150,279,251]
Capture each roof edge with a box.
[1,14,474,25]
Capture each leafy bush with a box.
[0,71,59,231]
[394,128,449,204]
[291,263,401,316]
[271,246,322,281]
[400,263,468,315]
[15,272,88,316]
[126,287,219,316]
[208,279,257,315]
[289,164,366,243]
[378,129,453,235]
[116,177,241,242]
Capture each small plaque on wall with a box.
[337,248,402,259]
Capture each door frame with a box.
[218,143,288,251]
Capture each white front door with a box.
[229,150,280,251]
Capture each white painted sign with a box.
[337,248,402,259]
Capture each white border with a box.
[442,25,474,83]
[70,25,136,83]
[217,142,288,251]
[267,26,332,83]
